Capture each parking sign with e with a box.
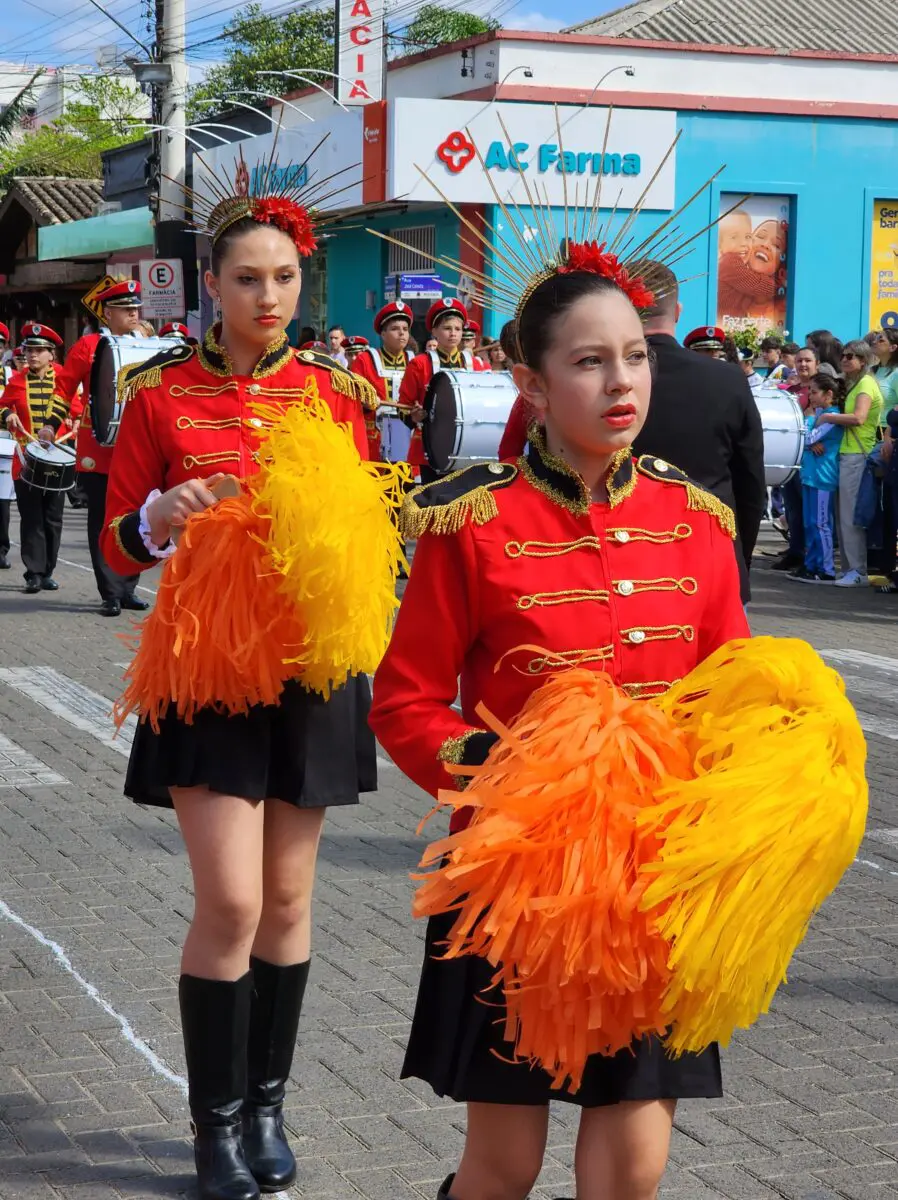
[139,258,185,320]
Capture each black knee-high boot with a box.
[179,973,259,1200]
[242,957,310,1192]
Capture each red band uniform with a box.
[102,330,372,578]
[52,280,145,612]
[350,302,414,462]
[398,298,488,478]
[0,323,69,589]
[369,433,749,1106]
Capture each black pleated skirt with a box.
[402,908,722,1109]
[125,676,377,808]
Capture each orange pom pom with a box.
[116,495,307,730]
[413,669,693,1090]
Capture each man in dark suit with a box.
[633,263,767,603]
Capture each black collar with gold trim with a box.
[197,324,293,380]
[437,349,462,367]
[520,424,636,514]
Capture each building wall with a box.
[477,108,898,342]
[325,207,461,341]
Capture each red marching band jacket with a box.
[350,346,412,460]
[370,434,750,828]
[51,332,113,475]
[100,332,374,577]
[0,366,68,480]
[397,349,488,468]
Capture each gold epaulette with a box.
[401,462,517,540]
[117,343,195,406]
[294,348,380,411]
[636,455,736,539]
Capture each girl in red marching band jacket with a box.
[370,254,749,1200]
[101,175,377,1200]
[398,297,488,482]
[350,300,415,462]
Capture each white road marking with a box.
[0,896,187,1094]
[7,539,157,596]
[867,828,898,849]
[54,552,157,597]
[0,667,133,757]
[823,649,898,676]
[853,713,898,743]
[855,856,898,880]
[0,732,68,788]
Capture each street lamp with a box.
[581,64,636,110]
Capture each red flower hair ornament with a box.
[558,241,655,309]
[251,197,317,258]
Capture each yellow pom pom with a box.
[251,388,408,696]
[641,636,868,1054]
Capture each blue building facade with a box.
[324,106,898,345]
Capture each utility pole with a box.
[156,0,187,229]
[153,0,196,314]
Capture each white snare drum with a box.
[89,335,170,446]
[424,369,518,473]
[0,433,15,501]
[755,384,805,486]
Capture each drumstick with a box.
[54,429,76,446]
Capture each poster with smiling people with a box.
[716,195,790,335]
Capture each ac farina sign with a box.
[335,0,384,105]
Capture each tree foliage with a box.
[0,72,44,149]
[403,4,500,50]
[0,75,146,183]
[187,4,335,121]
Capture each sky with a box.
[0,0,620,75]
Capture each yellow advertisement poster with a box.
[870,201,898,330]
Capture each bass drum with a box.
[0,433,15,502]
[755,383,805,487]
[423,369,518,474]
[89,335,171,446]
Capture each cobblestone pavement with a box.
[0,506,896,1200]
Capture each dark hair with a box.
[782,341,800,356]
[722,336,740,366]
[498,319,518,364]
[518,273,628,369]
[806,329,843,371]
[636,261,678,320]
[809,371,846,410]
[208,215,297,275]
[300,325,316,344]
[760,335,783,353]
[875,328,898,367]
[328,325,344,335]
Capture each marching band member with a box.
[350,301,414,463]
[368,121,755,1200]
[159,321,189,339]
[371,260,748,1200]
[0,323,69,593]
[398,297,488,483]
[101,167,377,1200]
[462,318,488,367]
[53,281,149,617]
[0,322,12,384]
